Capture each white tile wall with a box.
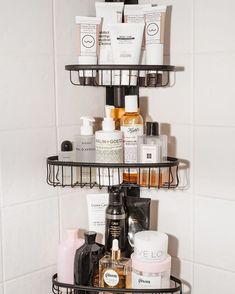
[2,199,59,280]
[0,214,3,283]
[0,0,234,293]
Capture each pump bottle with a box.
[75,117,96,184]
[95,105,123,186]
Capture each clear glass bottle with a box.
[137,122,163,187]
[120,95,143,183]
[99,239,130,289]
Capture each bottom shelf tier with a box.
[52,274,182,294]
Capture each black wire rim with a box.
[52,274,182,294]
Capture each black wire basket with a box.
[52,274,182,294]
[65,65,176,87]
[46,156,179,189]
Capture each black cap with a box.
[84,231,97,244]
[61,140,73,152]
[109,187,124,205]
[146,122,159,136]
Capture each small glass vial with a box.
[137,122,163,187]
[99,239,130,288]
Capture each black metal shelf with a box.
[47,156,179,189]
[52,274,182,294]
[65,64,176,87]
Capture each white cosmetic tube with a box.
[95,2,124,85]
[124,4,151,82]
[75,16,101,82]
[144,6,167,65]
[109,23,145,86]
[86,193,109,244]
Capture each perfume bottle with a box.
[99,239,130,288]
[120,95,143,183]
[137,122,163,187]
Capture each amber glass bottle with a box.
[120,95,143,183]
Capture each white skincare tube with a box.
[95,2,124,85]
[86,193,109,244]
[124,4,151,82]
[75,16,101,81]
[144,6,167,65]
[109,23,145,86]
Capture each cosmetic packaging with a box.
[59,140,76,185]
[74,231,104,292]
[144,6,167,66]
[124,4,151,85]
[134,231,168,262]
[120,95,143,183]
[109,23,145,86]
[95,105,123,186]
[131,253,171,289]
[57,229,84,285]
[75,16,101,84]
[99,239,130,288]
[86,193,109,244]
[105,187,128,254]
[95,2,124,85]
[123,197,151,257]
[137,122,163,187]
[75,117,96,184]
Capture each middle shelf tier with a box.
[47,156,179,189]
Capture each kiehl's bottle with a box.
[120,95,143,183]
[105,187,127,255]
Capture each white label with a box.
[80,23,97,56]
[121,125,143,174]
[96,138,123,163]
[145,12,164,45]
[140,144,161,163]
[132,271,161,289]
[104,269,119,287]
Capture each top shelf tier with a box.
[65,64,176,87]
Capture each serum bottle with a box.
[75,117,96,184]
[120,95,143,183]
[99,239,130,288]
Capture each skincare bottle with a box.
[95,105,123,186]
[57,229,84,285]
[110,87,125,130]
[58,140,75,185]
[75,117,96,184]
[120,95,143,183]
[105,187,127,254]
[74,231,105,291]
[99,239,130,288]
[137,122,163,187]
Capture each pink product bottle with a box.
[57,228,84,284]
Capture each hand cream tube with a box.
[144,6,167,65]
[95,2,124,85]
[75,16,101,83]
[124,4,151,82]
[109,23,145,86]
[86,193,109,245]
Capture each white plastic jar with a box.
[131,253,171,289]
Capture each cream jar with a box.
[131,253,171,289]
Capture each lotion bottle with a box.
[120,95,143,183]
[57,229,84,285]
[95,105,123,186]
[75,117,96,184]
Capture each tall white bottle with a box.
[57,229,84,285]
[95,105,123,186]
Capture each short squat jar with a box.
[131,253,171,289]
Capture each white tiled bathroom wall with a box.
[0,0,234,293]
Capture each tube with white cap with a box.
[75,116,96,183]
[95,105,123,186]
[75,16,101,84]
